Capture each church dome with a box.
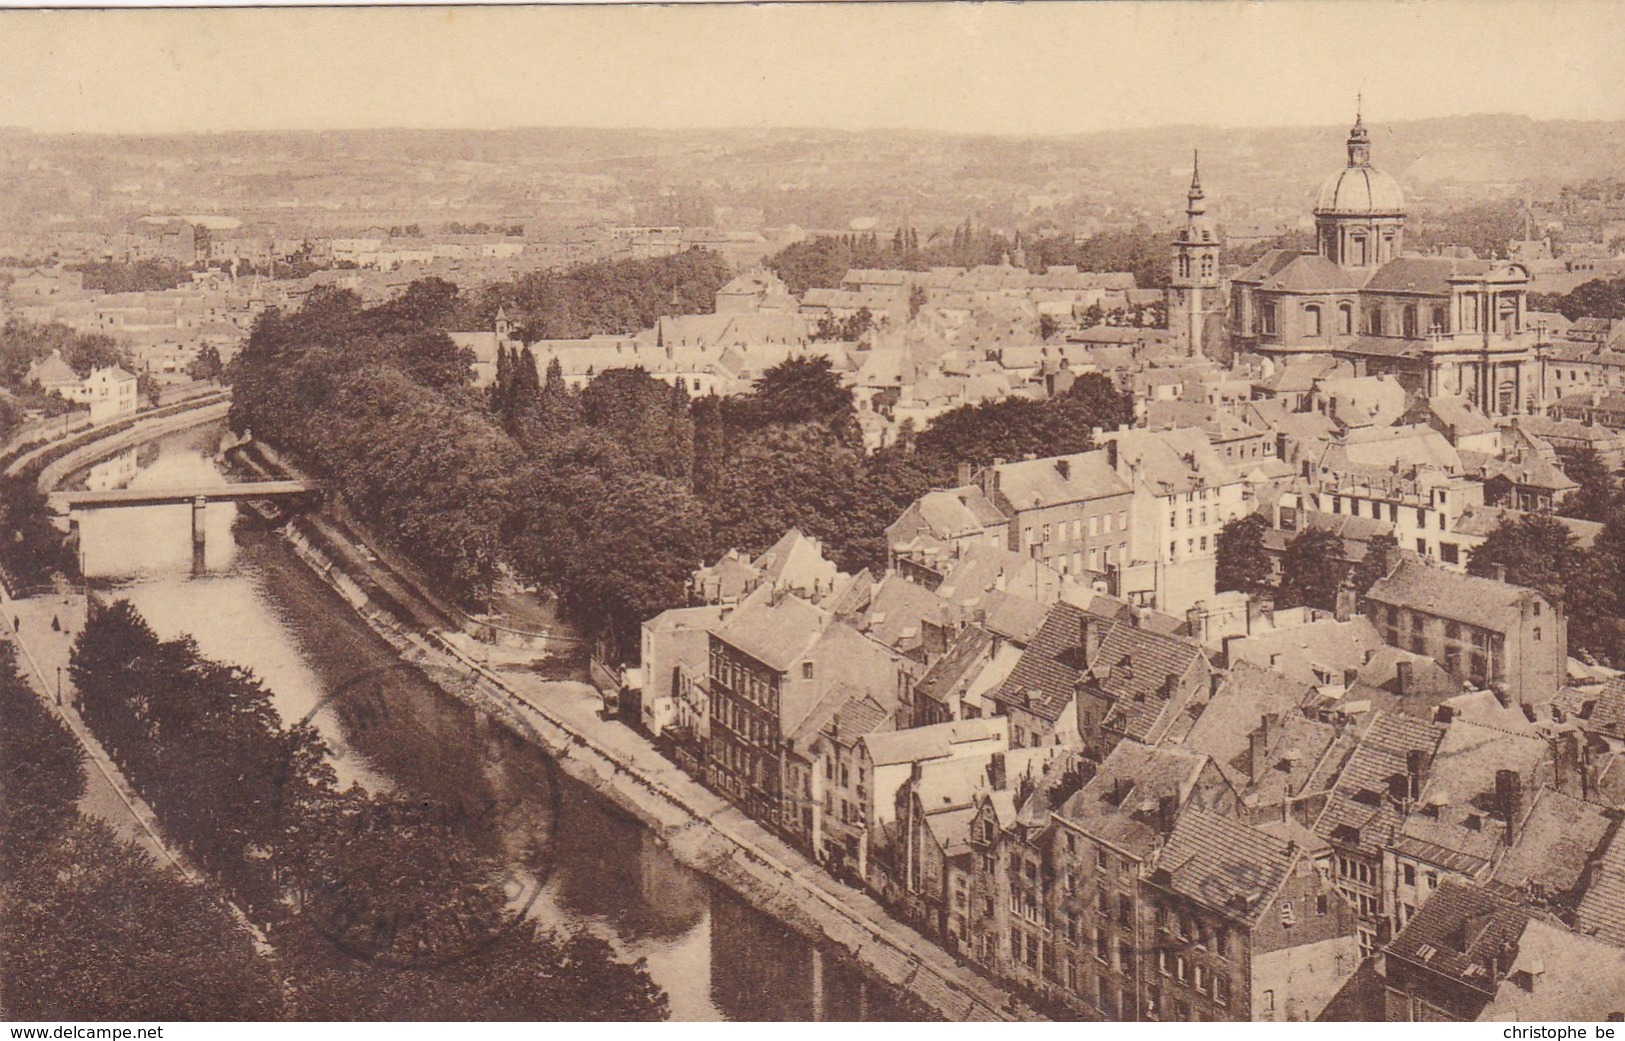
[1315,164,1405,215]
[1313,108,1405,215]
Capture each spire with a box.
[1346,97,1371,168]
[1186,149,1207,217]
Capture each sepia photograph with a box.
[2,0,1625,1027]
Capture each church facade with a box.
[1183,110,1540,415]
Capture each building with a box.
[81,365,139,422]
[1223,109,1540,416]
[1141,810,1361,1021]
[1364,556,1566,709]
[979,451,1135,581]
[1168,153,1225,360]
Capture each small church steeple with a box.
[1187,149,1207,217]
[1346,95,1371,168]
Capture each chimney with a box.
[1056,458,1071,480]
[1186,606,1204,639]
[1491,563,1508,584]
[989,752,1008,792]
[1496,768,1523,847]
[1106,439,1119,471]
[1395,660,1413,698]
[1249,716,1277,785]
[957,461,973,487]
[1406,748,1429,801]
[1157,794,1178,834]
[1162,673,1180,701]
[1343,667,1359,689]
[1081,615,1105,665]
[1334,582,1356,623]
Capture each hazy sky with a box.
[1,1,1622,136]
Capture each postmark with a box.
[288,660,563,969]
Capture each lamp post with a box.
[56,665,62,707]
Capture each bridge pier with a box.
[192,495,207,575]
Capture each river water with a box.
[70,422,920,1022]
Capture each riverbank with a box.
[238,440,1036,1022]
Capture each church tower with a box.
[1168,151,1224,359]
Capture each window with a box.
[1317,894,1329,916]
[1440,543,1459,565]
[1533,626,1542,643]
[1215,975,1231,1007]
[802,662,814,680]
[1368,308,1383,336]
[1338,302,1354,335]
[1403,864,1416,886]
[1261,302,1278,336]
[1194,964,1208,993]
[1097,847,1109,871]
[1262,989,1275,1013]
[1403,304,1418,338]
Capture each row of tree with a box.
[68,601,669,1019]
[0,641,283,1018]
[232,271,1135,657]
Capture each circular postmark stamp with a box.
[287,660,563,969]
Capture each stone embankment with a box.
[240,440,1040,1023]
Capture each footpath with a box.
[238,442,1040,1022]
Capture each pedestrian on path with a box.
[11,615,17,632]
[50,615,60,632]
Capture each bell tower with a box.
[1169,151,1224,359]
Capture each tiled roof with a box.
[913,626,995,708]
[859,715,1006,767]
[1395,720,1548,876]
[1057,740,1209,860]
[1088,621,1209,717]
[1489,787,1613,902]
[1314,711,1442,857]
[1551,678,1625,741]
[1154,810,1296,923]
[988,450,1129,513]
[714,586,828,672]
[1384,878,1529,994]
[1365,555,1536,632]
[1363,256,1492,296]
[990,601,1092,723]
[1575,826,1625,947]
[1481,919,1625,1022]
[1258,254,1359,294]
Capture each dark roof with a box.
[1232,248,1304,286]
[1314,711,1442,857]
[1258,253,1360,294]
[1153,810,1296,924]
[1552,679,1625,741]
[914,626,994,707]
[1363,256,1492,296]
[990,601,1101,722]
[1056,740,1207,860]
[1366,556,1538,632]
[1384,878,1529,994]
[1575,826,1625,947]
[1089,621,1209,720]
[1489,787,1614,903]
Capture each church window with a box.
[1260,303,1277,336]
[1338,302,1353,335]
[1304,304,1322,337]
[1352,234,1369,266]
[1403,305,1418,338]
[1178,255,1191,280]
[1200,254,1214,279]
[1367,308,1384,336]
[1432,306,1447,334]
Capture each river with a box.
[69,421,920,1022]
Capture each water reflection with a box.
[69,422,925,1021]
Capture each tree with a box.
[744,355,858,441]
[1215,514,1270,595]
[1464,514,1583,603]
[1557,446,1619,522]
[188,343,224,382]
[1350,533,1399,600]
[1276,529,1347,611]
